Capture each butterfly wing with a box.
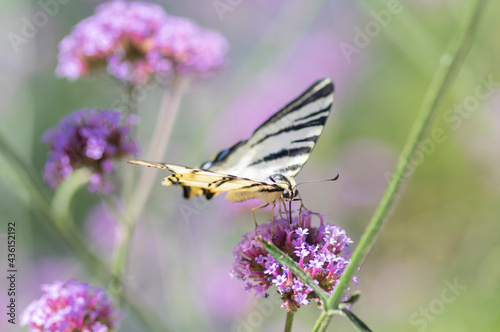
[129,78,334,203]
[201,78,334,182]
[128,160,281,201]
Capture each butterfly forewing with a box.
[202,78,334,182]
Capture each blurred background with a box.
[1,0,500,331]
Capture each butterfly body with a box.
[130,77,334,210]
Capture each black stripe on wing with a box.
[250,110,329,148]
[291,135,319,144]
[253,77,334,133]
[248,146,313,166]
[273,164,303,175]
[295,108,331,122]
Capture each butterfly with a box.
[129,77,335,223]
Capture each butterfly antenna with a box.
[296,173,339,186]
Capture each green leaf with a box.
[340,309,373,332]
[259,237,330,304]
[339,291,361,308]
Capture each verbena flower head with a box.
[43,109,139,193]
[154,16,229,76]
[56,0,228,85]
[21,279,121,332]
[232,212,355,312]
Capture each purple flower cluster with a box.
[43,109,139,193]
[232,212,354,312]
[56,0,228,85]
[21,279,121,332]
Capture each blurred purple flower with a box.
[154,16,229,76]
[21,279,121,332]
[85,203,120,253]
[232,212,354,312]
[43,109,139,193]
[336,139,397,208]
[200,263,253,321]
[56,0,228,85]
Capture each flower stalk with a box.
[285,311,295,332]
[126,76,188,222]
[52,168,91,229]
[111,76,188,297]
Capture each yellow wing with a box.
[129,160,283,202]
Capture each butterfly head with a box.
[269,174,298,201]
[282,187,298,200]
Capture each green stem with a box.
[112,76,188,297]
[126,83,137,116]
[314,0,489,330]
[284,311,295,332]
[0,130,50,204]
[312,311,334,332]
[52,168,91,229]
[121,84,139,204]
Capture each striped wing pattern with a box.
[129,78,334,203]
[201,78,334,182]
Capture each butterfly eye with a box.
[293,189,298,197]
[283,189,295,199]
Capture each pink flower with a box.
[154,16,229,76]
[21,279,121,331]
[56,0,228,85]
[232,212,355,312]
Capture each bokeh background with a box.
[1,0,500,331]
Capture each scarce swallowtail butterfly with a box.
[130,78,334,222]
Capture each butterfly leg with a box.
[295,192,320,216]
[251,203,269,229]
[296,192,307,211]
[297,198,303,221]
[271,202,276,236]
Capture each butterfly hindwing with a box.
[128,160,280,200]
